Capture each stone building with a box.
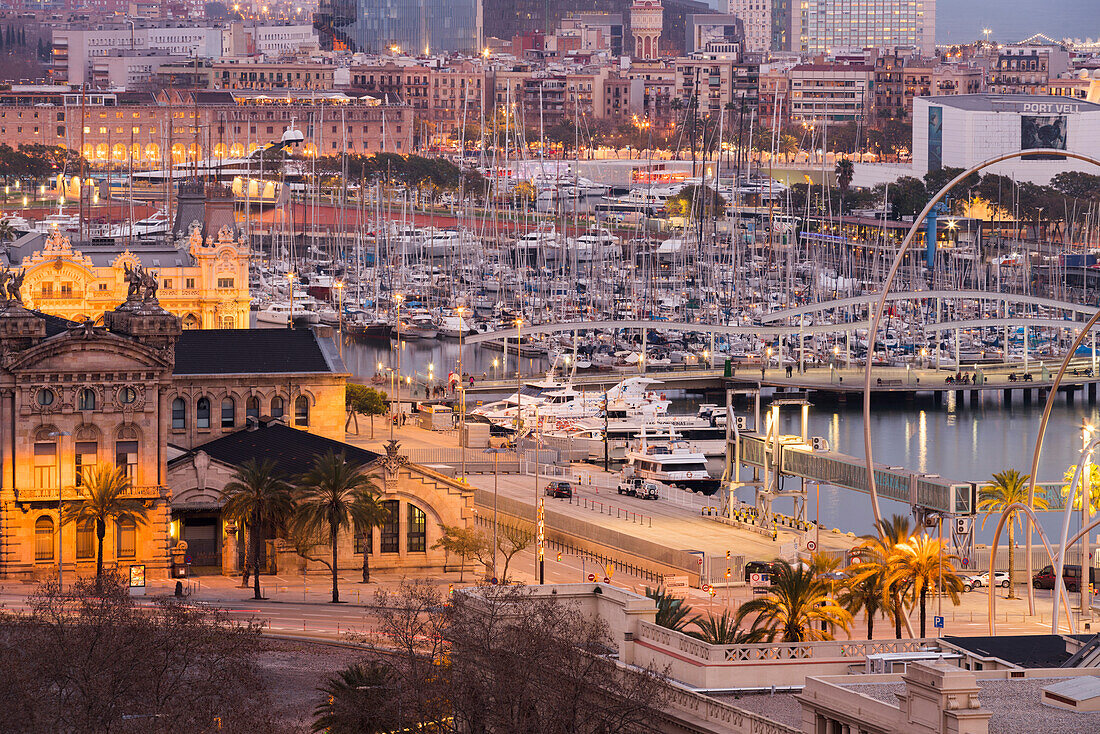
[168,425,475,577]
[6,227,251,330]
[0,273,350,580]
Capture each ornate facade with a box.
[16,227,250,330]
[0,277,349,580]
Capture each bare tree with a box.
[0,575,278,733]
[495,523,532,584]
[364,581,670,734]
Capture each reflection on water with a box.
[333,332,1089,542]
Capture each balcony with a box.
[17,485,164,503]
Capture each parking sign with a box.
[933,616,944,629]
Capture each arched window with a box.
[117,518,137,559]
[271,396,284,419]
[115,425,139,481]
[171,398,186,429]
[294,395,309,426]
[76,520,95,560]
[35,516,55,561]
[196,397,210,429]
[221,397,235,429]
[380,500,399,554]
[246,396,260,420]
[77,388,96,411]
[407,504,426,553]
[33,427,58,490]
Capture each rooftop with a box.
[941,634,1086,668]
[173,328,344,376]
[922,93,1100,112]
[169,421,380,477]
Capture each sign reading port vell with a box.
[734,433,974,516]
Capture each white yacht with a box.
[255,302,319,326]
[623,439,719,495]
[107,208,170,239]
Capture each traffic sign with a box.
[962,558,970,568]
[750,572,762,584]
[806,540,818,552]
[701,584,711,593]
[933,615,945,629]
[603,577,611,583]
[587,573,596,582]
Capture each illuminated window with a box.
[76,520,95,560]
[35,517,55,561]
[407,504,426,552]
[116,518,136,559]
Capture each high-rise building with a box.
[314,0,481,54]
[727,0,769,53]
[794,0,936,57]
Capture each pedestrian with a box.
[761,365,766,380]
[469,375,475,387]
[786,364,793,378]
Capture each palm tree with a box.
[688,610,752,644]
[838,570,886,640]
[220,458,294,600]
[355,489,390,583]
[62,464,148,582]
[294,451,380,603]
[885,534,964,637]
[849,514,914,638]
[979,469,1047,599]
[735,561,852,642]
[645,587,694,632]
[835,157,855,212]
[312,661,398,734]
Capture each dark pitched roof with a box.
[942,635,1090,668]
[169,421,380,477]
[36,310,78,337]
[173,328,338,375]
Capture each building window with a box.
[118,387,136,405]
[407,504,426,552]
[221,398,235,428]
[217,277,234,288]
[116,428,138,481]
[271,396,284,419]
[185,278,195,289]
[75,441,97,487]
[355,530,370,554]
[294,396,309,426]
[117,518,136,559]
[36,388,55,406]
[34,439,58,489]
[246,396,260,420]
[77,388,96,411]
[35,517,54,562]
[172,398,186,429]
[196,397,210,429]
[76,520,95,560]
[380,500,399,553]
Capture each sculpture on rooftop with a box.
[122,262,159,303]
[0,267,25,305]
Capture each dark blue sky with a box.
[937,0,1095,43]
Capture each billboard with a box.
[927,106,943,171]
[1021,115,1067,160]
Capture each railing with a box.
[567,494,653,527]
[635,620,930,664]
[663,684,800,734]
[16,485,163,502]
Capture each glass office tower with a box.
[315,0,480,53]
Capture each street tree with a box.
[345,384,387,437]
[62,464,148,583]
[735,560,852,642]
[294,451,380,602]
[219,458,294,599]
[431,524,487,582]
[979,469,1048,599]
[645,586,694,631]
[885,534,964,637]
[848,514,915,638]
[312,661,401,734]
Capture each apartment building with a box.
[989,44,1072,95]
[788,62,873,123]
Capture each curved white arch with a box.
[863,149,1100,528]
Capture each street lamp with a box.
[484,447,508,581]
[455,306,469,479]
[48,430,71,587]
[393,293,404,429]
[286,271,296,328]
[515,316,524,433]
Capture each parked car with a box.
[617,477,659,499]
[962,571,1010,591]
[1033,564,1100,592]
[543,480,573,499]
